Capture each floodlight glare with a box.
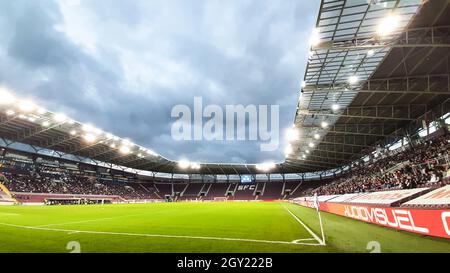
[348,75,359,85]
[0,88,15,105]
[178,160,190,169]
[53,113,67,123]
[285,128,299,142]
[70,130,77,135]
[331,104,340,111]
[321,121,329,128]
[83,133,97,143]
[18,100,36,112]
[309,28,320,47]
[256,162,275,172]
[308,142,315,148]
[284,145,293,156]
[42,121,50,127]
[119,145,131,154]
[377,15,400,37]
[367,49,375,57]
[314,133,320,140]
[6,109,15,116]
[37,108,46,115]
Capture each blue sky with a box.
[0,0,319,164]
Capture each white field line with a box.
[35,213,147,228]
[0,222,322,247]
[283,206,326,246]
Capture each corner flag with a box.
[313,193,320,211]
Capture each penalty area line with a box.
[0,222,322,247]
[283,206,326,246]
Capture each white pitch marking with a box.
[283,206,326,246]
[35,213,147,228]
[0,222,322,246]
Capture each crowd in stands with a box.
[311,134,450,195]
[1,167,154,200]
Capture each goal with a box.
[213,197,228,202]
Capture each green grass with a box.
[0,202,449,253]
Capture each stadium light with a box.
[6,109,15,116]
[377,14,400,37]
[53,113,67,123]
[37,107,46,115]
[70,130,77,136]
[301,81,306,88]
[18,100,36,112]
[308,142,315,148]
[147,149,157,156]
[309,28,320,47]
[314,133,320,140]
[321,121,328,128]
[367,49,375,57]
[28,117,36,122]
[110,143,116,148]
[331,104,340,111]
[284,144,293,156]
[119,145,131,154]
[190,163,201,170]
[178,159,191,169]
[105,133,114,140]
[306,150,310,154]
[348,75,359,85]
[256,162,275,172]
[42,121,50,127]
[83,133,97,143]
[0,88,15,105]
[285,127,299,142]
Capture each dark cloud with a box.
[0,0,319,164]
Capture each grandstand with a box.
[0,0,449,253]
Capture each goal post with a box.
[213,197,228,202]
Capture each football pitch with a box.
[0,202,449,253]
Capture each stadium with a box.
[0,0,450,256]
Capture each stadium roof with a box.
[284,0,450,173]
[0,0,449,176]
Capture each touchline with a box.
[171,97,280,151]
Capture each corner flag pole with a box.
[314,193,326,245]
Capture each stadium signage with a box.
[343,205,429,233]
[237,185,256,191]
[319,202,450,239]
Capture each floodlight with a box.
[377,15,400,37]
[284,145,293,156]
[53,113,67,123]
[83,133,97,143]
[42,121,50,127]
[314,133,320,140]
[119,145,131,154]
[309,28,320,47]
[321,121,329,128]
[178,160,190,169]
[348,75,359,85]
[285,128,299,142]
[308,142,315,148]
[331,104,340,111]
[6,109,15,116]
[18,100,35,112]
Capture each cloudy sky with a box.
[0,0,319,164]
